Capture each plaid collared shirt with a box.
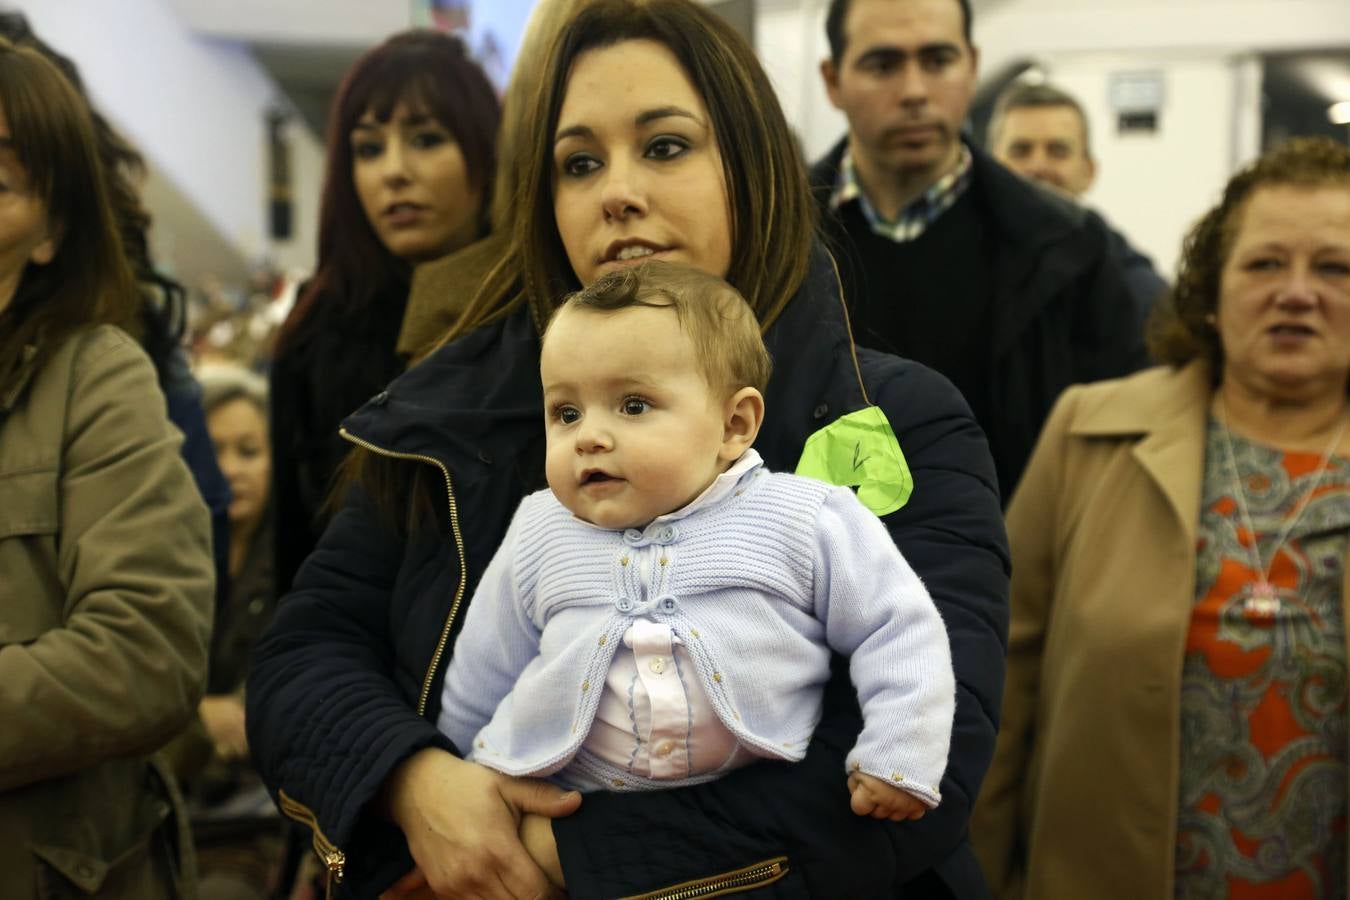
[829,144,973,243]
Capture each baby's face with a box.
[540,303,734,529]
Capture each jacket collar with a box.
[342,243,868,477]
[1071,360,1213,541]
[341,302,544,479]
[810,137,1085,247]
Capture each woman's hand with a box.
[383,748,580,899]
[199,695,249,760]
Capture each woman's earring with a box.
[1204,312,1218,327]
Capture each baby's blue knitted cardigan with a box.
[438,463,955,806]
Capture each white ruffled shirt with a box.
[583,452,764,779]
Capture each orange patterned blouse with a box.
[1178,419,1350,898]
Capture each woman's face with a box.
[0,104,56,312]
[552,39,733,287]
[1217,184,1350,400]
[207,397,271,531]
[351,99,483,264]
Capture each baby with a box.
[438,261,954,820]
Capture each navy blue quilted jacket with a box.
[246,246,1010,899]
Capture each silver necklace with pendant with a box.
[1217,396,1348,616]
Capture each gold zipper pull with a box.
[323,849,346,900]
[277,791,348,900]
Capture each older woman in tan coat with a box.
[0,39,212,897]
[973,136,1350,899]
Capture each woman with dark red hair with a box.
[269,30,500,597]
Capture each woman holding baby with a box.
[247,1,1008,897]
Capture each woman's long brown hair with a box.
[0,38,139,388]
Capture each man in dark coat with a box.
[986,79,1169,338]
[813,0,1148,501]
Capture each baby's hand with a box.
[847,772,928,821]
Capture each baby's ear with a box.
[720,387,764,461]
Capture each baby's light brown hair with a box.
[551,261,772,395]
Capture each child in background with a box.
[438,261,954,820]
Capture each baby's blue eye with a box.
[622,398,650,416]
[557,406,581,424]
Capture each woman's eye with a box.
[1244,257,1281,272]
[411,130,447,150]
[561,154,601,178]
[352,141,383,160]
[1318,259,1350,277]
[621,397,650,416]
[646,137,689,160]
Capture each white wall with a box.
[165,0,410,45]
[976,0,1350,77]
[757,0,847,161]
[13,0,324,280]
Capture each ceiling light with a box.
[1330,101,1350,125]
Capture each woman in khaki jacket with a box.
[0,39,213,897]
[973,137,1350,899]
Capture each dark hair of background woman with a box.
[274,29,500,357]
[0,12,190,381]
[0,36,140,386]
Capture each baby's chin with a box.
[572,508,653,531]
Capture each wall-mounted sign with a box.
[1108,70,1165,134]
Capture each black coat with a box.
[247,247,1010,899]
[268,292,408,597]
[810,140,1149,501]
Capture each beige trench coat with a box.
[0,326,213,897]
[971,361,1350,899]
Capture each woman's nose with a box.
[1274,264,1318,310]
[600,160,647,221]
[217,452,245,481]
[380,139,411,185]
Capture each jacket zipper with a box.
[338,427,470,716]
[275,429,468,899]
[277,790,346,899]
[623,857,789,900]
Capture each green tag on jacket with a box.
[794,406,912,516]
